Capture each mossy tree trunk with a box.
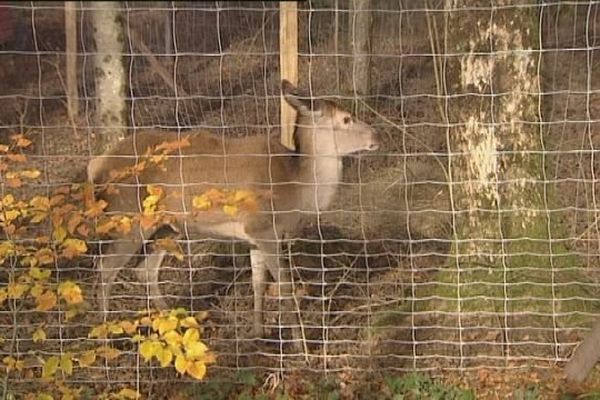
[413,0,597,364]
[92,1,127,154]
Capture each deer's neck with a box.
[295,127,343,211]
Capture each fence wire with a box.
[1,0,600,397]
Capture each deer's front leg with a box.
[250,249,267,338]
[254,237,303,353]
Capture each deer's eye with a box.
[343,116,352,125]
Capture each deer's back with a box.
[91,130,304,227]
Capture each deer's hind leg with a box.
[96,226,158,314]
[134,248,168,310]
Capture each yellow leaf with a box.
[61,238,88,260]
[146,185,164,197]
[30,196,50,210]
[37,394,54,400]
[142,195,161,214]
[58,281,84,305]
[119,320,138,335]
[157,347,173,368]
[174,354,188,375]
[108,323,124,335]
[157,316,178,335]
[139,315,153,327]
[192,194,212,210]
[36,290,57,311]
[203,352,217,365]
[169,307,188,318]
[139,340,157,362]
[3,356,15,369]
[1,209,20,223]
[0,241,15,262]
[88,324,109,339]
[20,169,41,179]
[162,330,182,347]
[32,327,47,343]
[21,256,38,268]
[42,356,60,378]
[182,328,200,347]
[30,211,47,224]
[180,316,200,329]
[78,350,96,367]
[95,219,117,235]
[118,216,132,234]
[131,334,144,343]
[185,341,208,360]
[186,360,207,380]
[64,306,81,321]
[115,388,140,399]
[95,345,121,361]
[35,249,55,266]
[223,204,238,217]
[29,283,44,298]
[1,194,15,206]
[7,282,29,299]
[60,353,74,376]
[29,267,51,281]
[232,189,254,203]
[52,225,67,244]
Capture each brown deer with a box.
[88,79,379,345]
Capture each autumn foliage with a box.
[0,134,233,399]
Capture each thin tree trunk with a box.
[92,1,127,153]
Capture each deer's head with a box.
[282,80,379,156]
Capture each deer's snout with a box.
[367,130,380,151]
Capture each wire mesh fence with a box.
[1,0,600,398]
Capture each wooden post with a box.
[164,2,172,56]
[65,1,79,119]
[351,0,372,96]
[279,1,298,150]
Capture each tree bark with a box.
[92,1,127,153]
[429,0,591,364]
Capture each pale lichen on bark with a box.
[457,15,540,236]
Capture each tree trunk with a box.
[351,0,371,96]
[92,1,127,153]
[416,0,594,366]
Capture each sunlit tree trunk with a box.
[431,0,590,363]
[92,1,127,153]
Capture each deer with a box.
[87,79,379,348]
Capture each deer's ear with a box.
[281,80,323,117]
